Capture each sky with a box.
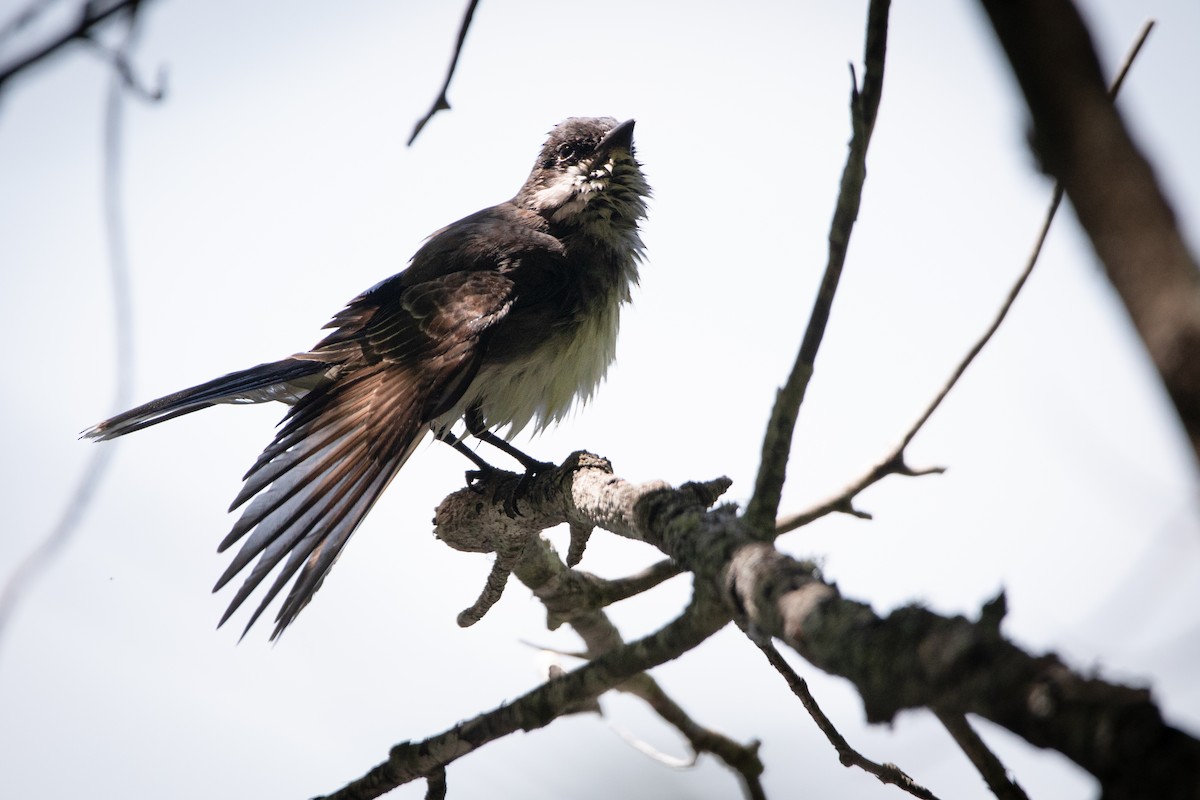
[1,1,1199,798]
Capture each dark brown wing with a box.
[214,269,517,639]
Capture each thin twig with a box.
[774,19,1156,536]
[591,559,684,606]
[743,0,891,535]
[746,628,939,800]
[407,0,479,146]
[515,535,758,795]
[617,673,766,800]
[934,710,1029,800]
[0,4,149,655]
[315,598,725,800]
[0,0,153,91]
[0,0,61,49]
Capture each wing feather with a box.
[212,269,518,638]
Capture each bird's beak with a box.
[594,119,635,160]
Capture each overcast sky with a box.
[2,1,1198,798]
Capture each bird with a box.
[83,116,650,640]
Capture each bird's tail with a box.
[81,358,332,441]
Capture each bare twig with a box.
[744,0,891,535]
[746,628,939,800]
[407,0,479,146]
[0,0,60,48]
[514,527,759,796]
[314,597,726,800]
[589,559,684,607]
[0,4,149,655]
[0,0,155,91]
[617,673,766,800]
[81,34,166,100]
[934,710,1028,800]
[775,19,1157,536]
[981,3,1200,462]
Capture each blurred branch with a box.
[0,0,59,48]
[743,0,890,534]
[979,2,1200,464]
[775,18,1156,535]
[0,0,157,92]
[746,628,939,799]
[0,2,154,655]
[407,0,479,146]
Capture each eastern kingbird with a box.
[84,117,650,639]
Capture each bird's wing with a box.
[214,269,516,639]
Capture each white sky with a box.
[1,1,1198,798]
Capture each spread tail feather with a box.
[81,359,330,441]
[211,363,430,639]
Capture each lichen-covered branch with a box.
[438,454,1200,798]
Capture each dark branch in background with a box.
[407,0,479,146]
[980,0,1200,465]
[743,0,890,534]
[775,20,1155,535]
[0,0,58,49]
[0,3,159,655]
[744,628,939,800]
[0,0,157,92]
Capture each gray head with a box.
[516,117,651,235]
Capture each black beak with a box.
[594,119,635,159]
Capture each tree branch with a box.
[0,1,150,656]
[775,18,1157,535]
[440,454,1200,798]
[746,628,939,799]
[933,709,1028,800]
[744,0,891,534]
[0,0,156,92]
[407,0,479,146]
[979,1,1200,464]
[313,595,727,800]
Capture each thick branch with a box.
[980,0,1200,464]
[443,456,1200,798]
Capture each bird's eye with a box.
[556,141,584,163]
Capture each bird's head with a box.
[516,117,650,239]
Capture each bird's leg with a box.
[464,408,554,475]
[432,424,500,492]
[464,408,553,517]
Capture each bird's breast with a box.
[440,245,636,439]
